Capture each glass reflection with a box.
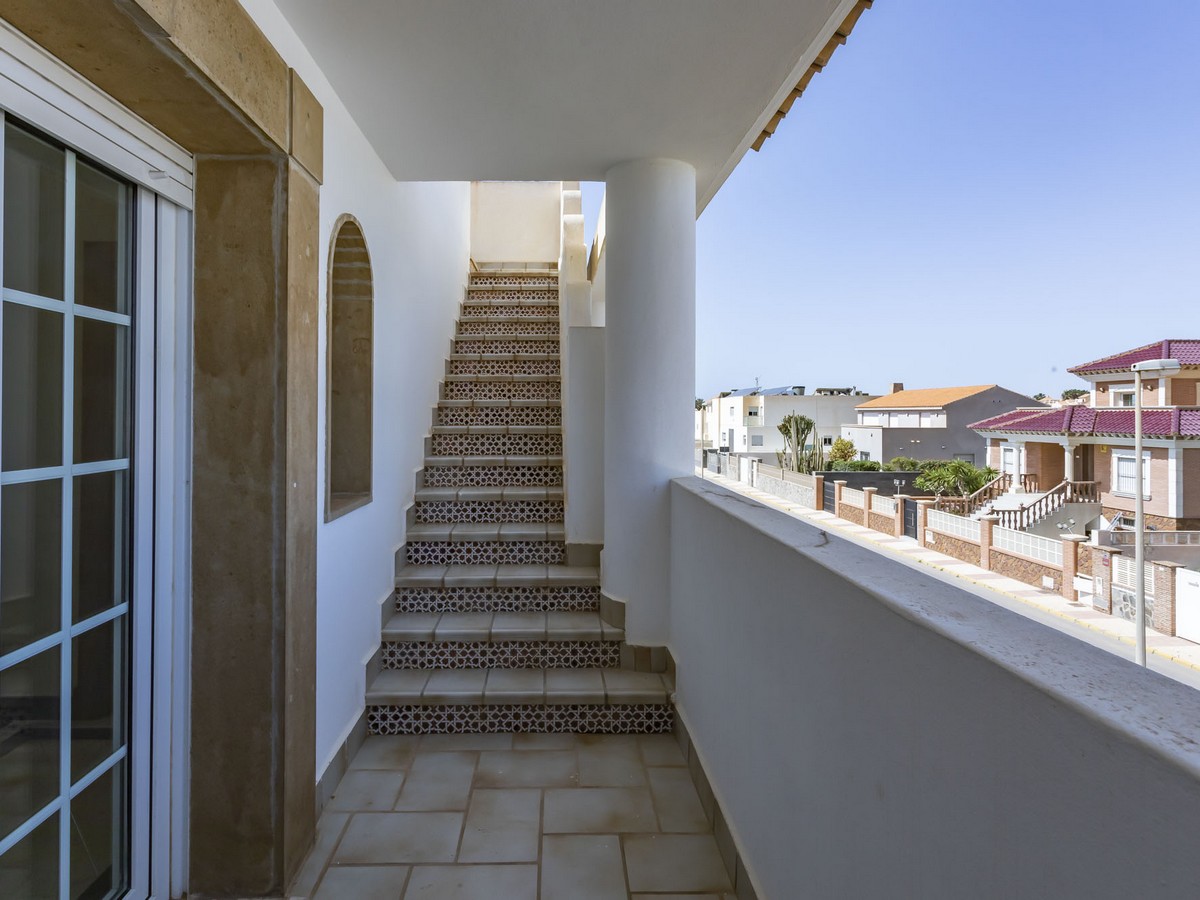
[0,479,62,656]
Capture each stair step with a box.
[429,433,562,457]
[431,425,562,435]
[424,455,563,467]
[422,464,562,488]
[448,353,559,362]
[396,563,598,589]
[436,406,562,428]
[448,359,560,377]
[463,296,558,307]
[437,399,560,408]
[414,499,564,525]
[443,381,561,402]
[384,611,622,643]
[406,540,565,566]
[469,275,558,288]
[453,339,560,356]
[367,667,670,707]
[406,523,565,542]
[415,487,564,502]
[457,321,559,337]
[460,308,560,320]
[467,283,558,293]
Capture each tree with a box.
[828,437,856,464]
[885,456,920,471]
[1061,388,1087,401]
[777,413,822,472]
[1032,392,1047,402]
[914,460,998,497]
[695,398,706,411]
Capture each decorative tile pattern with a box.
[436,406,562,428]
[469,275,558,287]
[458,320,559,337]
[464,288,559,302]
[443,381,561,401]
[383,640,620,669]
[462,305,558,319]
[367,704,673,735]
[415,500,564,524]
[448,358,560,376]
[423,465,563,488]
[407,540,566,566]
[396,586,599,613]
[453,339,560,355]
[430,434,562,456]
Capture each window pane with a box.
[3,125,64,300]
[0,479,62,657]
[69,760,127,900]
[71,617,126,781]
[72,470,129,624]
[74,318,130,464]
[74,161,131,315]
[0,810,58,900]
[0,647,61,841]
[2,304,64,471]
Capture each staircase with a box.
[365,268,674,735]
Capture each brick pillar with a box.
[1060,535,1088,602]
[979,515,998,570]
[916,500,932,547]
[1093,548,1118,614]
[863,487,877,524]
[813,474,825,511]
[834,480,846,518]
[1152,561,1182,636]
[894,495,908,537]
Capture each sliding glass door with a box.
[0,117,134,900]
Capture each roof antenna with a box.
[755,376,761,391]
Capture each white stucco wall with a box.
[471,181,562,263]
[242,1,472,778]
[670,477,1200,899]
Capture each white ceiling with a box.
[273,0,854,207]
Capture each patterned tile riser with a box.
[415,500,564,524]
[436,407,562,428]
[448,359,560,376]
[443,381,561,401]
[458,321,559,337]
[383,641,620,669]
[367,704,673,735]
[469,275,558,287]
[453,339,560,355]
[396,586,599,613]
[422,466,563,488]
[406,540,566,566]
[464,288,559,302]
[462,305,559,319]
[429,434,563,456]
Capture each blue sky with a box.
[582,0,1200,401]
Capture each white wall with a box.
[670,477,1200,899]
[840,423,882,461]
[471,181,561,263]
[241,1,472,778]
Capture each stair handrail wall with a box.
[934,471,1011,516]
[995,480,1099,530]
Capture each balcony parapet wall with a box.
[670,476,1200,900]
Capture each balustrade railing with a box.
[995,481,1099,531]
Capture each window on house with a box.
[326,216,373,521]
[1113,451,1150,497]
[860,451,871,461]
[823,436,833,446]
[751,434,764,446]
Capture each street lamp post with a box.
[1130,358,1180,666]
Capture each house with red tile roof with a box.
[972,340,1200,530]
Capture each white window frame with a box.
[1112,450,1151,500]
[0,21,193,899]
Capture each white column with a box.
[1064,443,1075,481]
[602,158,696,645]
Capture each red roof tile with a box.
[1068,339,1200,375]
[971,406,1200,439]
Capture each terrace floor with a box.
[289,732,736,899]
